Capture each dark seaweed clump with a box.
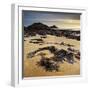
[27,46,80,71]
[27,46,75,64]
[29,38,44,44]
[37,57,59,72]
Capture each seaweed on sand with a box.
[27,46,57,58]
[27,46,76,64]
[29,38,44,44]
[54,49,75,64]
[40,35,47,38]
[27,46,79,71]
[37,57,59,72]
[67,48,79,53]
[65,52,74,64]
[60,42,74,47]
[54,49,67,63]
[75,52,80,59]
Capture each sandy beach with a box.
[23,35,80,77]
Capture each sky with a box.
[23,10,81,30]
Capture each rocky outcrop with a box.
[24,22,80,40]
